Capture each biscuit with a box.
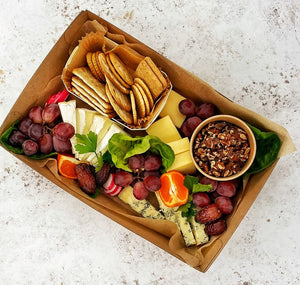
[98,52,130,94]
[105,84,133,125]
[134,57,167,100]
[92,52,105,82]
[134,77,154,109]
[131,84,146,118]
[71,85,116,119]
[105,76,132,112]
[72,67,109,103]
[106,53,131,89]
[129,90,138,125]
[108,52,134,86]
[134,82,150,115]
[86,52,101,81]
[72,76,112,111]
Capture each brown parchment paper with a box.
[0,11,296,272]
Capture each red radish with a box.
[102,174,123,196]
[105,185,123,196]
[103,173,115,190]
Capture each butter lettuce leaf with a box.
[245,125,281,176]
[108,133,175,172]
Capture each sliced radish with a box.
[110,186,123,196]
[104,184,122,196]
[103,173,115,190]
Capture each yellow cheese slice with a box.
[159,90,186,128]
[167,137,190,155]
[146,115,181,143]
[168,150,196,174]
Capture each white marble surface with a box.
[0,1,299,284]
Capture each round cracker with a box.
[134,77,154,109]
[108,52,134,86]
[98,52,130,94]
[129,90,138,125]
[106,53,131,89]
[86,52,100,80]
[105,84,133,124]
[134,82,150,115]
[106,76,132,112]
[92,52,105,82]
[131,84,146,118]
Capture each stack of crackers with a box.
[70,51,169,128]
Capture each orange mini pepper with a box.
[158,171,189,207]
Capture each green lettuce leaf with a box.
[179,174,211,221]
[108,133,175,172]
[245,125,281,176]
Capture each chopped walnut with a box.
[192,121,250,178]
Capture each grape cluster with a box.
[9,103,74,156]
[114,153,162,200]
[178,99,218,137]
[193,176,240,235]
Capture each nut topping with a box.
[193,121,250,178]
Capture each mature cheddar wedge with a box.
[168,150,196,174]
[167,137,190,155]
[146,115,181,143]
[159,90,186,128]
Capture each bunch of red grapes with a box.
[193,176,240,235]
[9,103,74,156]
[113,153,162,200]
[179,99,218,137]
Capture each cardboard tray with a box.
[0,11,296,272]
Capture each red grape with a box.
[143,175,161,192]
[42,103,61,124]
[133,181,148,200]
[196,103,216,119]
[204,220,226,235]
[22,139,39,156]
[179,99,195,117]
[53,136,72,153]
[18,117,33,136]
[200,177,218,192]
[180,116,202,137]
[9,130,27,146]
[193,192,210,207]
[128,154,145,172]
[53,122,75,141]
[144,154,162,171]
[215,196,233,214]
[216,181,236,197]
[143,171,160,178]
[195,204,222,224]
[114,171,133,187]
[28,106,43,124]
[28,123,44,141]
[39,134,53,154]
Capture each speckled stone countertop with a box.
[0,1,299,284]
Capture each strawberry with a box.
[195,203,222,224]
